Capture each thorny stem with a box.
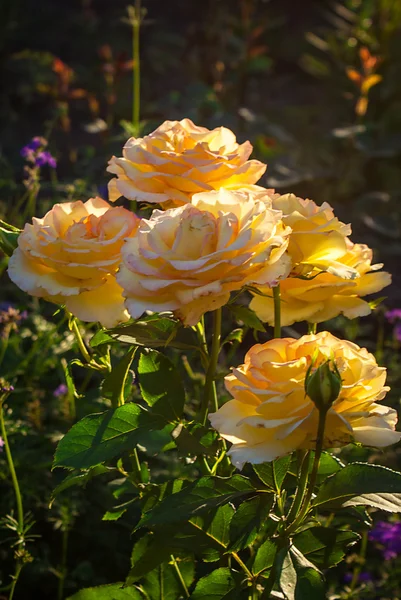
[170,555,189,598]
[273,285,281,338]
[199,308,222,425]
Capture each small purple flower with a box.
[53,384,68,398]
[344,571,372,584]
[385,309,401,323]
[369,521,401,559]
[20,136,46,158]
[35,151,57,169]
[0,437,4,452]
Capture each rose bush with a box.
[107,118,266,207]
[209,331,400,468]
[117,187,291,325]
[8,197,139,327]
[251,240,391,325]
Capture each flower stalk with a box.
[200,308,222,425]
[273,285,281,338]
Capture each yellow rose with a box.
[107,118,266,208]
[272,193,357,279]
[209,331,400,468]
[250,241,391,325]
[117,188,291,325]
[8,198,140,327]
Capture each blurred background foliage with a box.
[2,0,401,598]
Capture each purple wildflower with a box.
[369,521,401,560]
[344,571,372,584]
[35,151,57,169]
[53,384,68,398]
[385,309,401,323]
[0,437,4,452]
[20,136,46,158]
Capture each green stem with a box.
[273,285,281,338]
[231,552,253,580]
[349,530,368,592]
[117,347,137,407]
[0,399,24,531]
[199,308,222,425]
[0,395,25,599]
[70,319,91,364]
[57,522,69,600]
[286,450,310,524]
[286,409,328,535]
[307,323,317,334]
[170,555,189,598]
[132,0,141,131]
[130,447,143,485]
[8,562,22,600]
[0,328,10,368]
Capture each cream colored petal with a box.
[65,275,129,327]
[8,248,83,296]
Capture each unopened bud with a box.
[305,360,342,411]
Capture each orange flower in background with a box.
[346,46,382,117]
[209,332,400,468]
[251,240,391,326]
[117,188,291,325]
[107,118,266,207]
[8,198,140,327]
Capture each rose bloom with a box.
[117,188,291,326]
[107,118,266,208]
[271,193,358,279]
[250,240,391,325]
[8,198,139,327]
[209,331,400,468]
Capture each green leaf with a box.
[128,534,172,582]
[277,547,325,600]
[252,539,277,576]
[314,463,401,511]
[67,583,142,600]
[138,475,256,529]
[229,494,274,552]
[172,424,217,457]
[53,404,163,470]
[141,558,195,600]
[50,465,109,505]
[190,567,239,600]
[0,220,20,257]
[315,452,344,481]
[92,316,199,350]
[228,305,265,332]
[253,456,291,491]
[103,498,137,521]
[290,547,326,600]
[293,527,360,568]
[102,348,136,405]
[190,503,234,552]
[138,350,185,421]
[222,328,244,345]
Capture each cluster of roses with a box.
[8,118,400,466]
